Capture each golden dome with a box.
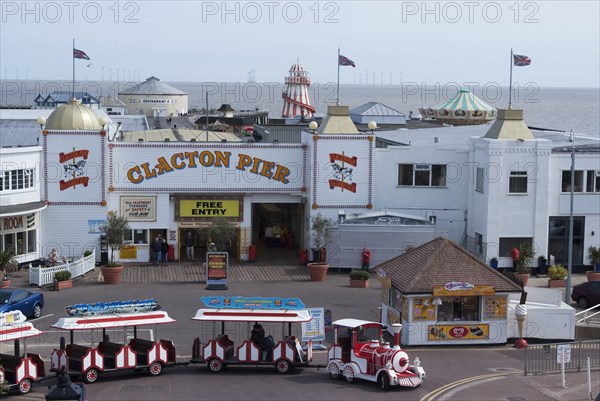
[45,98,102,130]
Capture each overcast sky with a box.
[1,1,599,87]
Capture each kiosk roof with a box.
[193,308,312,323]
[51,311,176,331]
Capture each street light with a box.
[308,121,318,135]
[36,116,46,130]
[368,120,377,134]
[565,129,575,304]
[45,367,83,400]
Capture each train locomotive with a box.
[327,319,425,391]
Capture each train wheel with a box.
[275,359,291,374]
[342,365,357,383]
[148,361,164,376]
[327,362,341,380]
[84,368,99,384]
[208,358,224,373]
[378,373,390,391]
[17,379,32,395]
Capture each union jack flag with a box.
[73,48,90,60]
[513,54,531,66]
[339,55,355,67]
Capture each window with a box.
[27,229,36,253]
[475,232,483,255]
[476,167,484,192]
[585,171,600,193]
[509,171,528,193]
[133,229,148,244]
[0,169,35,192]
[548,216,585,265]
[437,297,480,322]
[561,170,584,192]
[398,163,447,187]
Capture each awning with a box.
[0,200,47,217]
[192,309,312,323]
[51,311,176,331]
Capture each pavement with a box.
[6,260,600,401]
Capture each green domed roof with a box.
[45,99,102,130]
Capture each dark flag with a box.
[513,54,531,66]
[338,54,355,67]
[73,48,90,60]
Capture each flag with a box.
[73,48,90,60]
[339,54,355,67]
[513,54,531,66]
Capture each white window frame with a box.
[509,171,528,194]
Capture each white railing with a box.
[576,304,600,324]
[29,250,96,287]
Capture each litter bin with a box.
[248,244,257,262]
[168,244,175,261]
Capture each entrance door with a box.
[252,203,303,264]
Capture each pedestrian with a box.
[509,246,520,269]
[265,224,273,249]
[361,247,371,272]
[151,237,161,266]
[161,238,169,266]
[185,231,194,261]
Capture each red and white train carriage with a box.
[0,311,45,394]
[50,308,177,383]
[327,319,425,391]
[191,308,313,374]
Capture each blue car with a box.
[0,289,44,319]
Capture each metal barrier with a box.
[576,304,600,324]
[29,250,96,287]
[524,340,600,375]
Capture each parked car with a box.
[571,281,600,309]
[0,289,44,319]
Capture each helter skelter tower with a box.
[281,62,316,119]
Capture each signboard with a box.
[557,344,571,363]
[483,296,507,320]
[88,219,106,234]
[121,196,156,221]
[427,324,489,341]
[302,307,325,342]
[64,299,160,317]
[180,200,240,217]
[206,252,228,290]
[201,296,305,309]
[413,297,436,321]
[433,283,495,296]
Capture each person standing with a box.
[265,224,273,249]
[185,231,195,261]
[510,246,520,269]
[161,238,170,266]
[151,237,161,266]
[361,247,371,272]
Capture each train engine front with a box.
[327,320,425,390]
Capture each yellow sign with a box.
[120,245,137,259]
[428,324,489,341]
[413,297,436,321]
[180,200,239,217]
[483,296,507,320]
[433,283,495,296]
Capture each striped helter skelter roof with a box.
[431,88,496,112]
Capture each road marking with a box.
[419,372,520,401]
[30,313,54,322]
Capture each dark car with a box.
[571,281,600,309]
[0,289,44,319]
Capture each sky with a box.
[1,1,599,87]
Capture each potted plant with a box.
[54,270,73,290]
[489,257,498,269]
[0,249,17,288]
[515,242,534,286]
[83,250,93,258]
[100,210,131,284]
[547,264,568,288]
[349,270,370,288]
[307,214,336,282]
[537,255,548,276]
[586,246,600,281]
[207,217,237,253]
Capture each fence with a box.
[29,250,96,287]
[524,340,600,375]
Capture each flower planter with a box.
[1,279,10,288]
[307,263,328,282]
[515,273,530,286]
[350,279,369,288]
[101,265,123,284]
[548,279,566,288]
[586,271,600,282]
[55,279,73,290]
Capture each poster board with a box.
[206,252,228,290]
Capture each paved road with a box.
[3,264,598,400]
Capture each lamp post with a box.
[45,367,83,400]
[566,129,575,304]
[36,116,46,131]
[368,120,377,135]
[308,120,318,135]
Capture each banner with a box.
[301,307,325,342]
[206,252,228,290]
[121,196,156,221]
[201,296,304,309]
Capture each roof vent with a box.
[165,138,170,142]
[191,138,196,142]
[221,139,227,142]
[138,138,144,142]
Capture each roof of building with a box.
[45,99,102,130]
[111,115,149,132]
[317,105,360,135]
[430,88,496,112]
[98,95,126,107]
[483,109,535,140]
[378,237,523,294]
[217,104,235,112]
[37,91,100,104]
[118,76,187,96]
[350,102,406,117]
[121,128,241,142]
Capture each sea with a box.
[1,80,598,137]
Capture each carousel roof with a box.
[118,76,187,95]
[431,88,496,112]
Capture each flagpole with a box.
[72,39,76,100]
[336,47,340,105]
[508,48,513,109]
